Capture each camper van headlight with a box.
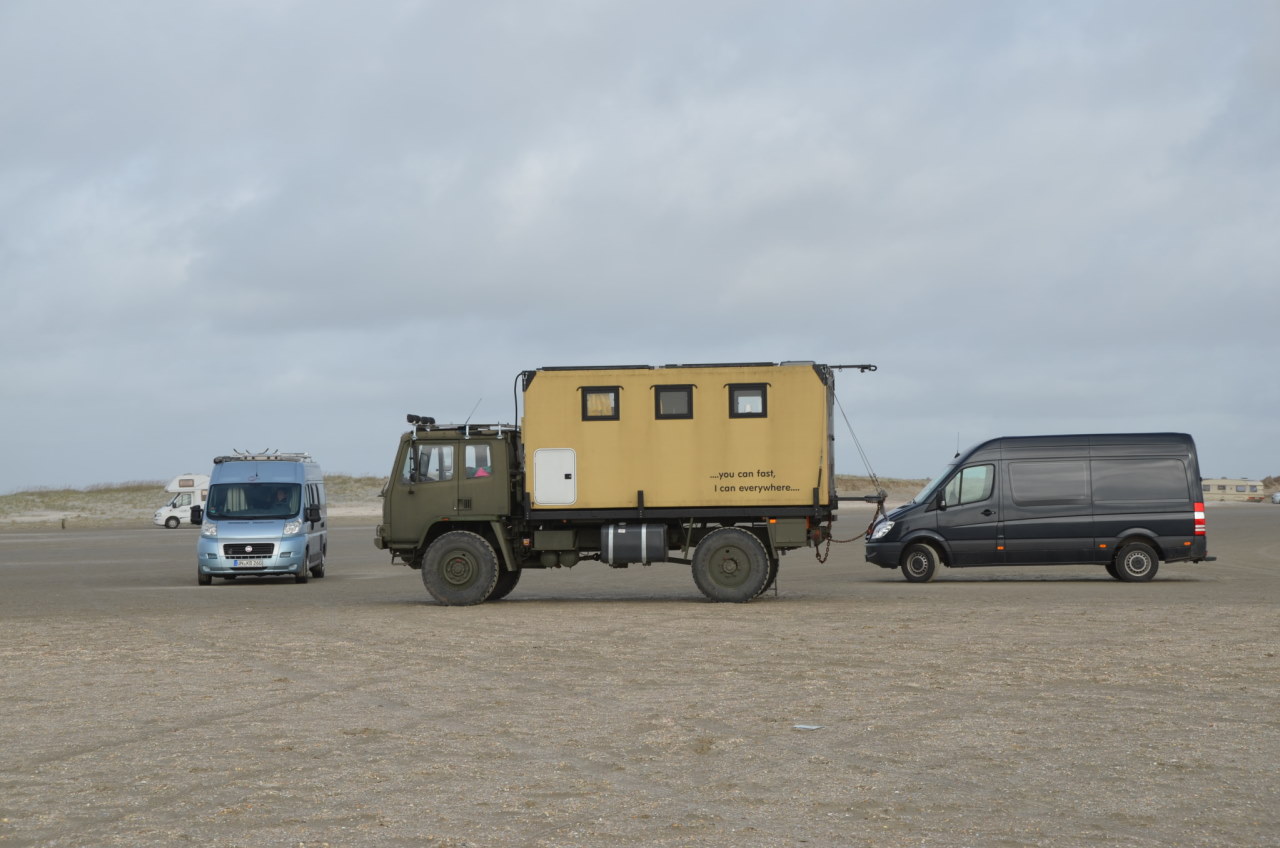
[283,519,303,536]
[201,523,217,538]
[869,519,895,540]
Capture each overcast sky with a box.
[2,1,1276,493]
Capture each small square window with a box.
[655,385,693,419]
[581,386,620,421]
[729,383,768,418]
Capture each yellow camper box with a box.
[521,362,836,511]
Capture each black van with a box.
[864,433,1212,582]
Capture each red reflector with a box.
[1194,502,1206,535]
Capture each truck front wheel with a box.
[422,531,501,605]
[692,528,771,602]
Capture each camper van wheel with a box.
[295,553,310,584]
[900,543,939,583]
[197,571,212,586]
[1114,542,1159,582]
[422,531,501,606]
[692,528,771,602]
[165,517,180,529]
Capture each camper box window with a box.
[581,386,620,421]
[654,385,693,420]
[728,383,768,418]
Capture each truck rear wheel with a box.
[487,567,522,601]
[422,531,500,605]
[692,528,771,602]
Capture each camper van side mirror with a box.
[190,505,203,525]
[305,505,321,524]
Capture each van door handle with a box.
[982,509,995,517]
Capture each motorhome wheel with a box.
[422,531,501,605]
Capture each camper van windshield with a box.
[206,483,301,520]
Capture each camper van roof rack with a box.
[213,450,313,464]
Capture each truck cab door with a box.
[935,463,1001,566]
[386,441,460,547]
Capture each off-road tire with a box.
[692,527,771,602]
[487,567,522,601]
[422,531,501,605]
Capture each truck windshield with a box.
[206,483,301,520]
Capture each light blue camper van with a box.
[193,452,327,585]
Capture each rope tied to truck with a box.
[815,390,888,563]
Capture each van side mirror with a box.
[935,498,947,512]
[190,505,203,525]
[305,505,321,524]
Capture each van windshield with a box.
[206,483,301,520]
[910,463,956,504]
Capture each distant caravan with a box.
[865,433,1214,582]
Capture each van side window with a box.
[581,387,620,421]
[728,383,767,418]
[1092,459,1187,501]
[943,464,994,506]
[1010,461,1089,506]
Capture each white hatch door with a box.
[533,448,577,506]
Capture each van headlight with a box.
[201,523,218,538]
[869,520,895,540]
[283,519,303,536]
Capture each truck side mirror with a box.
[190,505,203,525]
[305,505,321,524]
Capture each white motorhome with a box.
[153,474,210,529]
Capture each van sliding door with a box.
[1003,460,1095,565]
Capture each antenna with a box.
[462,398,483,437]
[955,433,961,458]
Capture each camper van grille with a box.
[223,543,275,558]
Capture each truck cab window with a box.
[943,464,994,506]
[409,444,454,483]
[466,445,492,477]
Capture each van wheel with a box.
[197,571,212,586]
[295,552,310,584]
[1114,542,1159,582]
[422,531,500,605]
[1105,561,1120,580]
[487,567,522,601]
[165,517,180,529]
[692,527,771,602]
[900,543,939,583]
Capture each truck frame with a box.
[374,361,875,603]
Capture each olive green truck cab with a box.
[374,361,876,604]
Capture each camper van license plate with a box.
[232,560,261,568]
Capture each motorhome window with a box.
[942,464,994,506]
[206,483,301,520]
[466,444,492,477]
[729,384,767,418]
[655,385,693,419]
[409,444,454,483]
[1092,459,1187,501]
[1009,461,1089,506]
[581,387,620,421]
[171,493,192,508]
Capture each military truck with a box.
[374,361,876,604]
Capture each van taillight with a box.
[1194,502,1206,535]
